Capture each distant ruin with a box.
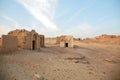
[8,29,45,50]
[56,35,73,48]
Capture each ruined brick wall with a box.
[60,41,65,47]
[56,36,61,44]
[19,37,25,48]
[59,35,73,48]
[66,36,73,47]
[24,35,31,49]
[0,38,2,47]
[0,35,18,53]
[45,38,56,45]
[36,35,41,49]
[31,33,41,50]
[40,35,45,47]
[0,38,2,52]
[7,29,45,50]
[8,29,29,48]
[24,33,42,50]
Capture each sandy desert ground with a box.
[0,38,120,80]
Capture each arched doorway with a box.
[32,40,35,50]
[65,43,68,47]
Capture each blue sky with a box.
[0,0,120,38]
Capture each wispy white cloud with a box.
[0,15,22,36]
[17,0,58,31]
[2,15,21,28]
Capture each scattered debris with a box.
[34,73,47,80]
[65,56,85,60]
[104,59,117,64]
[64,56,90,64]
[74,61,79,63]
[102,72,106,74]
[88,71,94,74]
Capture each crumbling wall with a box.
[0,35,18,53]
[66,36,73,47]
[56,36,61,44]
[23,33,43,50]
[0,38,2,47]
[8,29,28,48]
[40,35,45,47]
[60,41,65,47]
[58,35,74,48]
[0,38,1,52]
[7,29,45,50]
[36,35,41,49]
[45,38,56,45]
[23,35,31,49]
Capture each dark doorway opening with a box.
[65,43,68,47]
[32,40,35,50]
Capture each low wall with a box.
[40,35,45,47]
[0,38,2,47]
[0,35,18,53]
